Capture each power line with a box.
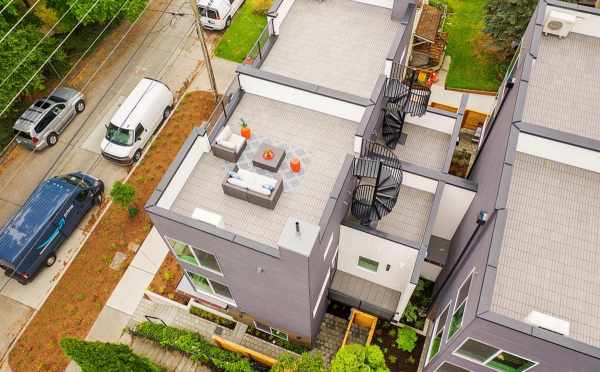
[0,0,136,301]
[0,0,191,302]
[0,0,104,118]
[0,0,83,90]
[0,0,44,46]
[0,0,17,16]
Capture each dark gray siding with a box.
[426,317,600,372]
[147,207,313,341]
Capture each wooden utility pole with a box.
[188,0,219,102]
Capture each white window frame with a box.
[166,236,223,276]
[434,362,471,372]
[357,255,379,273]
[323,234,334,260]
[331,245,339,268]
[186,270,236,306]
[253,321,289,341]
[448,268,474,342]
[313,268,331,318]
[453,337,538,372]
[425,302,451,365]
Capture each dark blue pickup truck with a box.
[0,172,103,284]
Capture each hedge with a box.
[131,322,253,372]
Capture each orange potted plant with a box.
[240,118,251,139]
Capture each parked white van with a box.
[101,78,173,164]
[197,0,244,30]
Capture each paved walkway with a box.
[313,314,348,364]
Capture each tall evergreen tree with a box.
[485,0,577,49]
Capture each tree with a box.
[330,344,390,372]
[110,180,138,217]
[46,0,148,27]
[395,327,418,353]
[271,352,327,372]
[60,338,163,372]
[484,0,577,50]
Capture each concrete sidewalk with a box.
[65,56,238,372]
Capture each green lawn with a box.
[433,0,507,92]
[214,2,267,63]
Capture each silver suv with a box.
[14,87,85,150]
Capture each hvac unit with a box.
[543,11,577,38]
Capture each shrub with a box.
[110,181,136,210]
[60,337,162,372]
[270,352,326,372]
[189,306,237,330]
[131,322,253,372]
[330,344,390,372]
[395,327,418,353]
[249,0,272,15]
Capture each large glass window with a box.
[357,256,379,272]
[435,362,470,372]
[167,237,222,274]
[448,271,473,340]
[168,238,200,266]
[426,303,450,364]
[187,271,235,303]
[454,338,537,372]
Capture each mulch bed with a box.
[148,251,190,305]
[372,321,425,372]
[9,91,216,372]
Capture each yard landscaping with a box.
[371,322,425,372]
[431,0,507,92]
[9,91,216,372]
[148,251,190,305]
[214,0,268,63]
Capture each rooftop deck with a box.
[522,33,600,141]
[376,184,433,243]
[260,0,403,98]
[491,152,600,348]
[170,94,356,247]
[386,122,451,171]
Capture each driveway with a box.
[0,0,221,361]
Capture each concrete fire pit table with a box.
[252,143,286,172]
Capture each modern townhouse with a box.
[145,0,478,346]
[422,1,600,371]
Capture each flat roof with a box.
[491,152,600,348]
[376,184,434,244]
[522,33,600,140]
[260,0,403,98]
[387,122,451,171]
[170,93,356,247]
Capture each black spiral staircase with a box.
[350,142,403,225]
[382,66,432,149]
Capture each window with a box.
[166,237,222,274]
[134,123,144,140]
[426,303,450,364]
[313,268,330,317]
[435,362,470,372]
[106,123,134,146]
[35,110,57,133]
[187,271,235,303]
[454,338,537,372]
[357,256,379,272]
[253,321,288,341]
[448,271,473,340]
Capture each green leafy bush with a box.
[270,352,326,372]
[131,322,253,372]
[110,181,136,210]
[330,344,390,372]
[395,327,418,353]
[246,326,309,354]
[190,306,237,330]
[60,337,162,372]
[401,278,434,330]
